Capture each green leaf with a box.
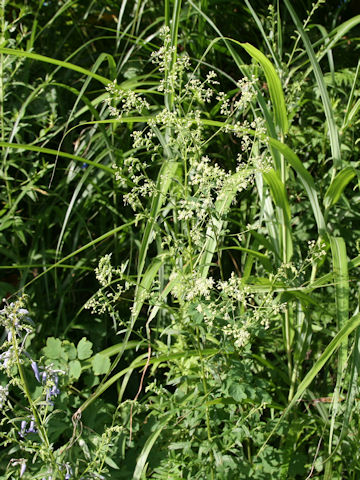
[240,42,288,134]
[201,119,326,234]
[263,169,293,261]
[284,0,341,168]
[133,415,172,480]
[259,311,360,456]
[324,166,357,211]
[43,337,67,360]
[68,360,82,380]
[136,161,178,284]
[104,456,120,469]
[77,349,219,414]
[198,168,252,278]
[0,142,113,174]
[63,341,77,361]
[21,219,136,293]
[92,354,111,376]
[77,337,93,360]
[0,47,110,85]
[328,237,349,455]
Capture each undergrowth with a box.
[1,0,360,479]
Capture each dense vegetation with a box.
[1,0,360,478]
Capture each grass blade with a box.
[284,0,341,170]
[327,237,349,466]
[0,141,113,173]
[0,47,110,85]
[258,311,360,457]
[324,166,357,212]
[240,42,288,135]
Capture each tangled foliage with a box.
[1,1,360,479]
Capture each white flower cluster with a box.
[276,262,299,281]
[85,257,130,315]
[0,384,9,408]
[95,254,114,287]
[216,75,257,116]
[100,26,281,355]
[113,155,156,211]
[105,80,150,118]
[185,74,216,103]
[186,275,215,301]
[247,153,272,173]
[189,155,228,192]
[222,117,266,144]
[0,298,33,374]
[307,240,327,262]
[150,26,176,73]
[217,272,250,303]
[223,323,251,349]
[170,272,214,302]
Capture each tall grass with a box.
[1,0,360,478]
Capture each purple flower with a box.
[29,362,62,405]
[19,420,27,438]
[19,460,26,477]
[31,361,41,382]
[49,375,60,397]
[27,419,37,434]
[45,389,54,406]
[0,349,11,369]
[65,464,73,479]
[44,373,60,405]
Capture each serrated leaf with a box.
[77,337,93,360]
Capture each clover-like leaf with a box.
[43,337,67,360]
[91,353,110,376]
[77,337,93,360]
[68,360,82,380]
[63,340,77,361]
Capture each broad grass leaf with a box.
[284,0,341,168]
[324,166,357,211]
[240,42,288,135]
[0,141,113,174]
[259,312,360,457]
[0,47,110,85]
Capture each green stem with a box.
[279,131,293,395]
[196,331,211,440]
[0,0,11,206]
[11,320,64,478]
[195,327,214,478]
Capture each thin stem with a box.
[278,130,293,393]
[0,0,11,206]
[195,327,215,480]
[11,324,64,479]
[196,327,212,441]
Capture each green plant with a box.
[1,1,360,479]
